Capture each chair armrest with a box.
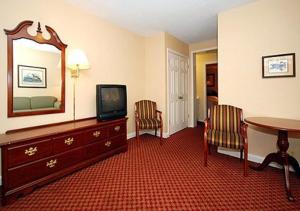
[54,101,61,109]
[134,111,140,128]
[135,111,139,120]
[241,122,248,139]
[156,110,162,121]
[204,118,210,132]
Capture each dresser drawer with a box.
[55,148,84,170]
[104,134,127,151]
[85,134,126,159]
[103,134,127,153]
[8,157,56,190]
[85,142,106,159]
[7,139,53,168]
[7,148,84,190]
[53,132,84,153]
[85,127,108,144]
[109,123,126,137]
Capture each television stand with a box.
[0,117,127,205]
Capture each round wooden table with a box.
[245,117,300,201]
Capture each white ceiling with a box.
[66,0,255,43]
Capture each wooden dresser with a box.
[0,117,127,205]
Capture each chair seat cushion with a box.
[138,118,161,129]
[206,129,244,149]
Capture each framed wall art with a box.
[262,53,295,78]
[206,73,215,87]
[18,65,47,88]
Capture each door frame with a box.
[190,47,217,126]
[167,48,189,136]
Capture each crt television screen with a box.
[101,87,126,113]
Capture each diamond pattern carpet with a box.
[2,127,300,210]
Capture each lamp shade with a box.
[67,49,90,70]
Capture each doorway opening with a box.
[206,63,218,116]
[193,49,218,123]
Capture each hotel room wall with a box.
[144,32,189,134]
[165,33,189,56]
[0,0,146,135]
[218,0,300,160]
[189,39,218,53]
[144,33,166,132]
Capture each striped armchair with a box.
[135,100,163,142]
[204,105,248,176]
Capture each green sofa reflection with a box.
[13,96,61,112]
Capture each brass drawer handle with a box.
[114,126,121,132]
[25,147,38,156]
[46,159,57,168]
[105,141,112,147]
[93,131,101,138]
[64,137,74,145]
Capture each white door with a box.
[168,50,189,135]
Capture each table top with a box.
[245,117,300,132]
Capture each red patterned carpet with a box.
[2,127,300,210]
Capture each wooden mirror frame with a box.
[4,20,67,117]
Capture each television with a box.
[96,84,127,121]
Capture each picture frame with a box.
[206,74,215,87]
[262,53,295,78]
[18,65,47,88]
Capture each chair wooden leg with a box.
[240,149,243,162]
[160,127,163,145]
[136,126,139,141]
[208,144,211,155]
[244,146,248,177]
[204,136,208,167]
[155,128,157,136]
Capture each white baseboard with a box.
[127,131,169,140]
[217,148,294,172]
[127,132,136,139]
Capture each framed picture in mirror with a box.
[18,65,47,88]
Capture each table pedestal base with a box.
[250,130,300,201]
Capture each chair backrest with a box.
[208,105,243,132]
[135,100,157,119]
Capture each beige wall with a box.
[0,0,145,134]
[195,51,217,121]
[165,33,189,56]
[13,46,61,99]
[218,0,300,160]
[144,32,166,128]
[144,32,189,133]
[189,39,218,53]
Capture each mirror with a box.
[5,21,67,117]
